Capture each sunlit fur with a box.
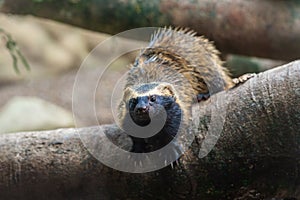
[134,27,233,95]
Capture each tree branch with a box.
[0,61,299,199]
[1,0,300,60]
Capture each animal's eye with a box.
[150,95,156,102]
[129,98,137,105]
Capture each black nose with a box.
[136,105,149,114]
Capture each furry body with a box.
[118,27,233,153]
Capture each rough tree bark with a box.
[0,61,299,199]
[1,0,300,61]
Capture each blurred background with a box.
[0,0,296,134]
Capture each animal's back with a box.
[134,27,233,96]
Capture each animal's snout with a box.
[135,105,149,114]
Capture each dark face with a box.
[128,94,176,127]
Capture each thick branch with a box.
[1,0,300,60]
[0,61,299,199]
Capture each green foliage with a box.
[32,0,45,2]
[0,28,30,74]
[226,55,261,77]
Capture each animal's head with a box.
[122,82,179,127]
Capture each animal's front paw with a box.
[197,92,210,102]
[232,73,256,86]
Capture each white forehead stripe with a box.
[136,87,164,96]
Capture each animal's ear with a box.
[158,82,177,98]
[123,87,135,100]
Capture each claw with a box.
[232,73,256,86]
[139,160,143,167]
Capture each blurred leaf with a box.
[0,27,30,74]
[11,50,19,74]
[16,49,30,71]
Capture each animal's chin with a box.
[132,114,151,126]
